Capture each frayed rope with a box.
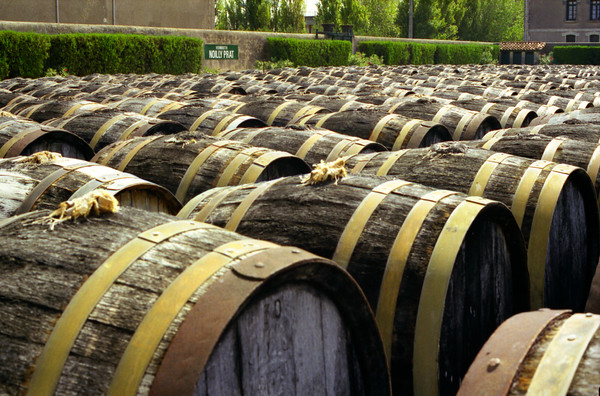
[301,158,347,185]
[15,151,62,164]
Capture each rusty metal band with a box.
[189,109,220,132]
[481,102,496,114]
[0,126,46,158]
[294,131,331,159]
[392,119,420,150]
[541,137,567,162]
[457,309,570,396]
[469,152,513,196]
[107,239,276,396]
[586,144,600,183]
[175,141,231,202]
[376,189,458,362]
[238,151,290,185]
[118,119,148,141]
[89,114,129,149]
[212,114,240,135]
[453,112,475,140]
[26,220,210,396]
[432,104,454,124]
[527,164,575,309]
[19,103,46,119]
[348,152,380,174]
[216,147,265,187]
[377,150,409,176]
[191,185,245,222]
[370,114,397,142]
[511,160,554,228]
[314,112,336,128]
[15,161,97,215]
[225,179,283,231]
[176,188,221,220]
[116,136,162,172]
[326,138,359,162]
[266,101,295,126]
[512,109,531,128]
[139,99,162,115]
[332,180,413,269]
[481,136,502,150]
[500,106,517,128]
[413,197,490,396]
[95,139,132,166]
[526,313,600,395]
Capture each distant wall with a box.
[0,0,215,29]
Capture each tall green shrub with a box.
[434,43,498,64]
[0,31,50,79]
[358,41,410,65]
[266,37,351,67]
[411,43,437,64]
[553,46,600,65]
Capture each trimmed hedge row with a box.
[266,37,352,67]
[0,30,203,79]
[553,46,600,65]
[358,41,499,65]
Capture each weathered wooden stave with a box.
[0,155,182,218]
[344,145,600,311]
[0,207,390,395]
[458,309,600,396]
[217,125,386,165]
[227,97,330,127]
[177,175,529,396]
[158,105,266,135]
[448,98,538,129]
[91,133,311,204]
[482,123,600,144]
[0,115,94,160]
[290,108,452,150]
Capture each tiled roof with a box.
[500,41,546,51]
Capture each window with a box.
[566,34,577,42]
[591,34,600,42]
[566,0,577,20]
[592,0,600,20]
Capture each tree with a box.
[340,0,369,34]
[276,0,306,32]
[364,0,399,37]
[316,0,341,28]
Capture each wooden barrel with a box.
[290,109,452,150]
[449,98,538,129]
[228,98,330,127]
[467,134,600,196]
[482,123,600,144]
[344,144,600,311]
[458,309,599,396]
[0,115,94,160]
[177,175,529,396]
[158,105,266,135]
[0,207,390,396]
[8,99,107,123]
[216,126,386,165]
[109,97,186,117]
[306,95,376,112]
[517,91,593,112]
[530,107,600,126]
[384,98,502,140]
[91,133,311,204]
[44,108,187,152]
[0,154,181,218]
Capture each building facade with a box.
[526,0,600,42]
[0,0,215,30]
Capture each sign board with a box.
[204,44,239,60]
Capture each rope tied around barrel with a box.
[31,190,120,230]
[14,151,62,164]
[426,142,469,159]
[301,157,347,185]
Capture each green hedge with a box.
[0,30,203,79]
[0,31,51,79]
[553,46,600,65]
[266,37,352,67]
[358,40,499,65]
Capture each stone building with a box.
[0,0,215,30]
[525,0,600,42]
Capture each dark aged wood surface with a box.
[232,96,331,127]
[485,123,600,143]
[178,174,528,396]
[345,145,599,311]
[217,126,386,165]
[0,207,388,396]
[289,108,452,150]
[0,156,181,218]
[92,133,310,204]
[158,105,265,135]
[449,98,538,128]
[45,108,186,152]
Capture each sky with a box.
[305,0,318,16]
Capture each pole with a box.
[408,0,414,38]
[56,0,59,23]
[113,0,116,25]
[523,0,529,41]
